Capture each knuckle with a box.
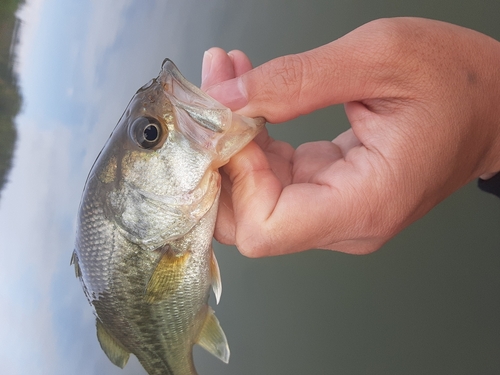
[363,18,415,54]
[260,54,305,106]
[235,234,262,258]
[274,54,304,89]
[355,18,429,93]
[235,224,273,258]
[214,228,234,246]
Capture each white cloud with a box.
[78,0,135,96]
[13,0,47,77]
[0,117,77,374]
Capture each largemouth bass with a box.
[71,59,264,375]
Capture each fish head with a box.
[86,59,265,250]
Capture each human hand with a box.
[201,17,500,257]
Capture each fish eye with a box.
[131,117,165,149]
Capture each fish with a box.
[71,59,265,375]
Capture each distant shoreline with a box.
[8,16,21,71]
[0,0,24,199]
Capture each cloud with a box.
[0,113,123,374]
[77,0,135,98]
[0,117,78,374]
[13,0,46,77]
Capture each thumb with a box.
[206,19,410,123]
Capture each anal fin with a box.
[96,319,130,369]
[210,248,222,304]
[196,307,230,363]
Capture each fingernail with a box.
[206,77,248,110]
[202,50,213,84]
[480,172,497,180]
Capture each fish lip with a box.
[159,59,229,133]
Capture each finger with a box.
[209,18,466,124]
[221,141,282,256]
[201,47,235,90]
[240,127,295,187]
[228,50,253,76]
[202,49,253,110]
[252,126,271,148]
[292,141,343,183]
[214,169,236,245]
[215,135,295,245]
[205,19,411,122]
[331,128,362,156]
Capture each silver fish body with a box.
[72,59,264,375]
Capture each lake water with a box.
[1,0,500,374]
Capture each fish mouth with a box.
[159,59,229,134]
[157,59,265,159]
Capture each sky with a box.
[1,1,500,374]
[1,1,131,373]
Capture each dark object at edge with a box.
[478,172,500,198]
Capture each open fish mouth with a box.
[160,59,229,133]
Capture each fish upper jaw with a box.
[159,59,265,164]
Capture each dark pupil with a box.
[143,124,158,142]
[131,116,163,149]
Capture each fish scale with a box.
[72,59,265,375]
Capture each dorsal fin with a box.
[96,319,130,369]
[210,248,222,304]
[196,307,230,363]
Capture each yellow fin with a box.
[196,307,230,363]
[70,251,81,278]
[210,248,222,305]
[96,319,130,369]
[145,248,190,304]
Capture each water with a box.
[1,0,500,374]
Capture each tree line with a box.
[0,0,24,200]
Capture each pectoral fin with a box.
[96,319,130,369]
[210,248,222,305]
[196,307,230,363]
[145,247,190,304]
